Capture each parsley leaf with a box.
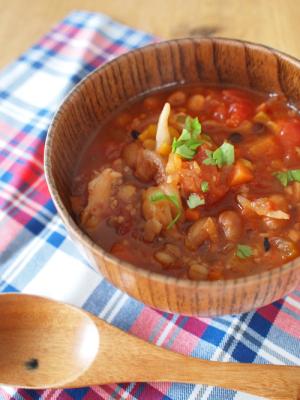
[203,142,235,168]
[173,143,195,159]
[236,244,253,259]
[201,181,209,193]
[187,193,205,209]
[273,169,300,187]
[185,116,202,137]
[172,116,203,159]
[150,191,181,229]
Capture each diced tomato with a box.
[180,146,230,205]
[180,161,202,195]
[226,101,255,128]
[213,103,228,122]
[278,119,300,163]
[190,144,229,205]
[222,89,256,128]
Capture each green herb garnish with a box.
[201,181,209,193]
[150,191,181,229]
[203,142,235,168]
[236,244,253,259]
[273,169,300,187]
[185,115,202,136]
[187,193,205,209]
[172,116,203,159]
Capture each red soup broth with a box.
[71,85,300,281]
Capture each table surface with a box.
[0,0,299,69]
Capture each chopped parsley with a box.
[187,193,205,209]
[150,191,181,229]
[201,181,209,193]
[273,169,300,187]
[236,244,253,259]
[172,116,204,159]
[203,142,235,168]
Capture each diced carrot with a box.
[143,139,156,150]
[230,159,254,186]
[157,142,171,156]
[139,124,157,141]
[185,208,201,221]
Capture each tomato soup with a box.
[71,85,300,280]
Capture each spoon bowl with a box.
[0,293,299,400]
[0,294,99,387]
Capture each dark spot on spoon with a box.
[25,358,39,370]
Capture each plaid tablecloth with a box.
[0,10,299,400]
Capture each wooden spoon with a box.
[0,294,299,399]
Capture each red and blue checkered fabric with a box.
[0,10,299,400]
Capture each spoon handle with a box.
[72,316,300,400]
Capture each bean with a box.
[167,91,187,107]
[188,263,208,280]
[122,142,140,168]
[187,94,205,113]
[155,251,175,267]
[143,96,161,110]
[115,112,132,128]
[219,211,243,242]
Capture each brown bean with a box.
[154,251,175,267]
[143,96,161,110]
[122,142,140,169]
[167,91,187,107]
[188,263,208,280]
[185,217,218,250]
[187,94,205,113]
[115,112,132,127]
[219,211,243,242]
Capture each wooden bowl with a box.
[45,38,300,316]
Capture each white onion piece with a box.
[156,102,171,150]
[237,195,290,220]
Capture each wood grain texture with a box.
[1,294,299,399]
[1,0,300,69]
[45,38,300,316]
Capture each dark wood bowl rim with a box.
[44,37,300,292]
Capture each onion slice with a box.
[156,102,171,150]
